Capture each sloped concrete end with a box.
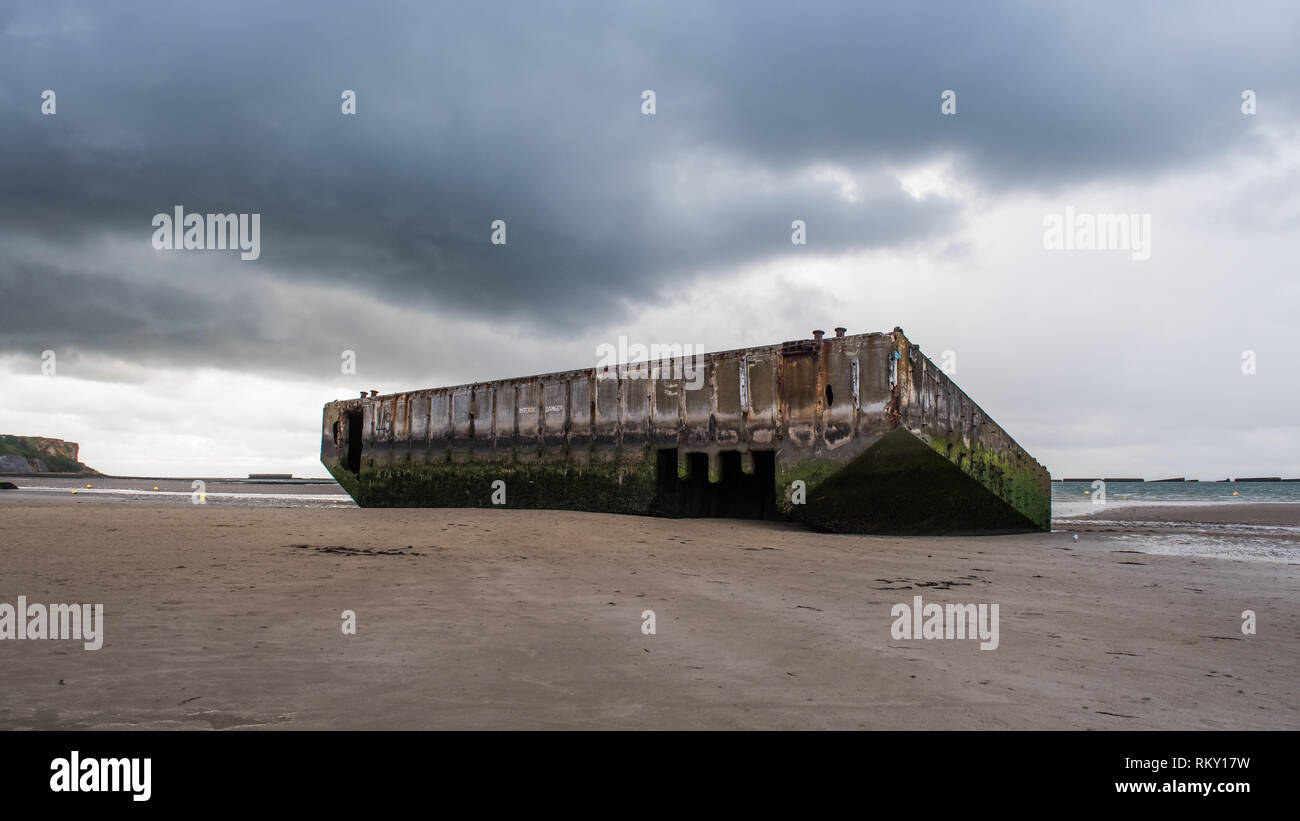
[798,429,1047,535]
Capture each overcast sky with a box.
[1,0,1297,479]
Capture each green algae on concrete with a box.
[338,457,660,515]
[922,433,1051,531]
[774,457,852,515]
[798,429,1044,534]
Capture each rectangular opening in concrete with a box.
[655,448,778,521]
[344,411,363,475]
[716,450,743,517]
[685,452,710,514]
[655,448,678,495]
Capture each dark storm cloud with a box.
[0,0,1296,370]
[0,258,284,372]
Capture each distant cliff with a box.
[0,435,102,474]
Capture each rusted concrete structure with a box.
[320,328,1050,534]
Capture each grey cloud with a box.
[1,0,1297,375]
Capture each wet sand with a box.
[1067,503,1300,527]
[0,496,1295,729]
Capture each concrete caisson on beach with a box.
[320,328,1050,534]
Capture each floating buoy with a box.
[1232,491,1239,496]
[153,486,159,491]
[85,484,92,488]
[71,490,77,494]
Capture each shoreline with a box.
[1059,503,1300,527]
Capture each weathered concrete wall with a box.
[321,329,1050,533]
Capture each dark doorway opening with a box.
[656,447,678,494]
[654,447,777,521]
[685,452,710,514]
[344,411,363,474]
[714,450,740,516]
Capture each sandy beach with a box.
[0,495,1295,730]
